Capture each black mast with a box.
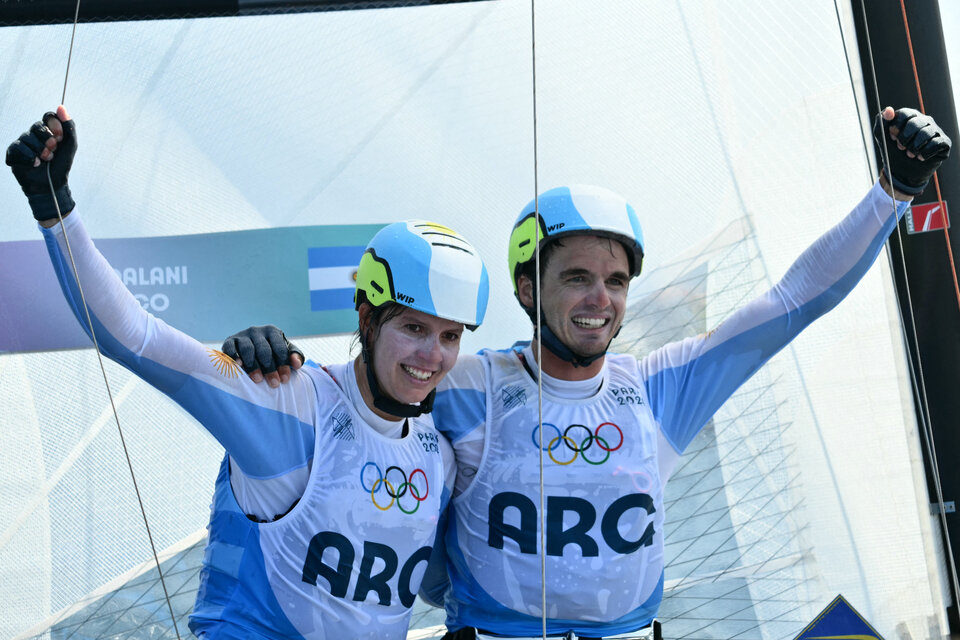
[852,0,960,633]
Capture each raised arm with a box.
[7,107,317,487]
[644,106,951,458]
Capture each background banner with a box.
[0,223,383,353]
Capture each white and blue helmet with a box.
[355,220,489,329]
[508,184,644,295]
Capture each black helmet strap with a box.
[536,311,610,368]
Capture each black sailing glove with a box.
[876,107,952,196]
[222,325,304,376]
[6,112,77,221]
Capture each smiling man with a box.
[522,236,633,376]
[225,107,950,639]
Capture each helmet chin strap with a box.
[362,333,435,418]
[363,357,435,417]
[536,311,618,368]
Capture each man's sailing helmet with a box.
[355,220,489,329]
[508,184,645,296]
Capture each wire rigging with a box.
[528,0,547,638]
[47,2,183,637]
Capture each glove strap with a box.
[27,183,74,222]
[888,174,925,196]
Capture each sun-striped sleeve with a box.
[41,212,317,492]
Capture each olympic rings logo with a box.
[360,462,430,514]
[530,422,624,465]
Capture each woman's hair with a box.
[352,301,406,361]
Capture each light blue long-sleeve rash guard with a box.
[422,181,909,636]
[41,214,455,639]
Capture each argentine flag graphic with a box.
[308,245,366,311]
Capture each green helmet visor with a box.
[355,249,395,308]
[508,213,547,295]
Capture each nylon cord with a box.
[856,0,960,620]
[47,3,183,637]
[529,0,546,637]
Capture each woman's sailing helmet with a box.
[354,220,488,417]
[356,220,489,330]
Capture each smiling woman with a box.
[6,106,490,639]
[353,221,488,419]
[362,308,464,409]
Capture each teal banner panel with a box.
[0,223,383,353]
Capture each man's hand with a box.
[222,325,304,387]
[877,106,951,199]
[6,105,77,224]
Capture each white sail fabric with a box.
[0,1,953,638]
